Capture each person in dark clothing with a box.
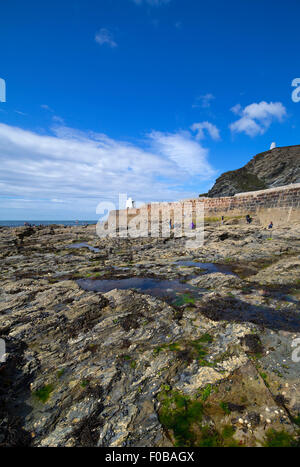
[246,214,252,224]
[268,221,273,229]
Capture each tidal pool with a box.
[174,260,236,275]
[67,243,100,253]
[77,276,205,305]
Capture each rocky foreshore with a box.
[0,218,300,447]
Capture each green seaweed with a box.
[57,368,65,379]
[174,294,196,307]
[219,401,231,415]
[123,355,131,361]
[222,425,235,439]
[168,342,181,351]
[158,388,242,447]
[33,384,54,403]
[197,333,213,344]
[263,429,299,447]
[199,384,213,402]
[197,426,222,447]
[158,390,204,446]
[80,380,89,388]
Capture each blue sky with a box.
[0,0,299,220]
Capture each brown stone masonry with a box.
[104,183,300,235]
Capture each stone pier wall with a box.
[203,183,300,224]
[104,183,300,235]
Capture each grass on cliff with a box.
[224,169,267,194]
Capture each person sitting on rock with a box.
[268,221,273,229]
[246,214,252,224]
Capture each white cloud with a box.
[52,115,65,124]
[230,103,242,115]
[132,0,171,5]
[149,130,216,177]
[14,110,27,116]
[0,123,216,215]
[51,198,65,203]
[190,122,220,141]
[41,104,53,112]
[230,117,263,137]
[193,93,215,109]
[230,101,287,137]
[95,29,117,48]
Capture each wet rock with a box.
[188,272,242,290]
[0,221,299,447]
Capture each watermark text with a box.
[0,78,6,103]
[96,194,205,249]
[292,338,300,363]
[292,78,300,103]
[0,339,6,363]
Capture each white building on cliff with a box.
[126,197,135,209]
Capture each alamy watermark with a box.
[292,78,300,103]
[0,78,6,103]
[291,338,300,363]
[96,193,205,249]
[0,338,6,363]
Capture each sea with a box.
[0,220,97,227]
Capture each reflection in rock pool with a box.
[174,261,235,276]
[67,243,100,253]
[77,277,206,305]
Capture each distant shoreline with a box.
[0,220,98,227]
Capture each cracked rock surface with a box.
[0,220,299,447]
